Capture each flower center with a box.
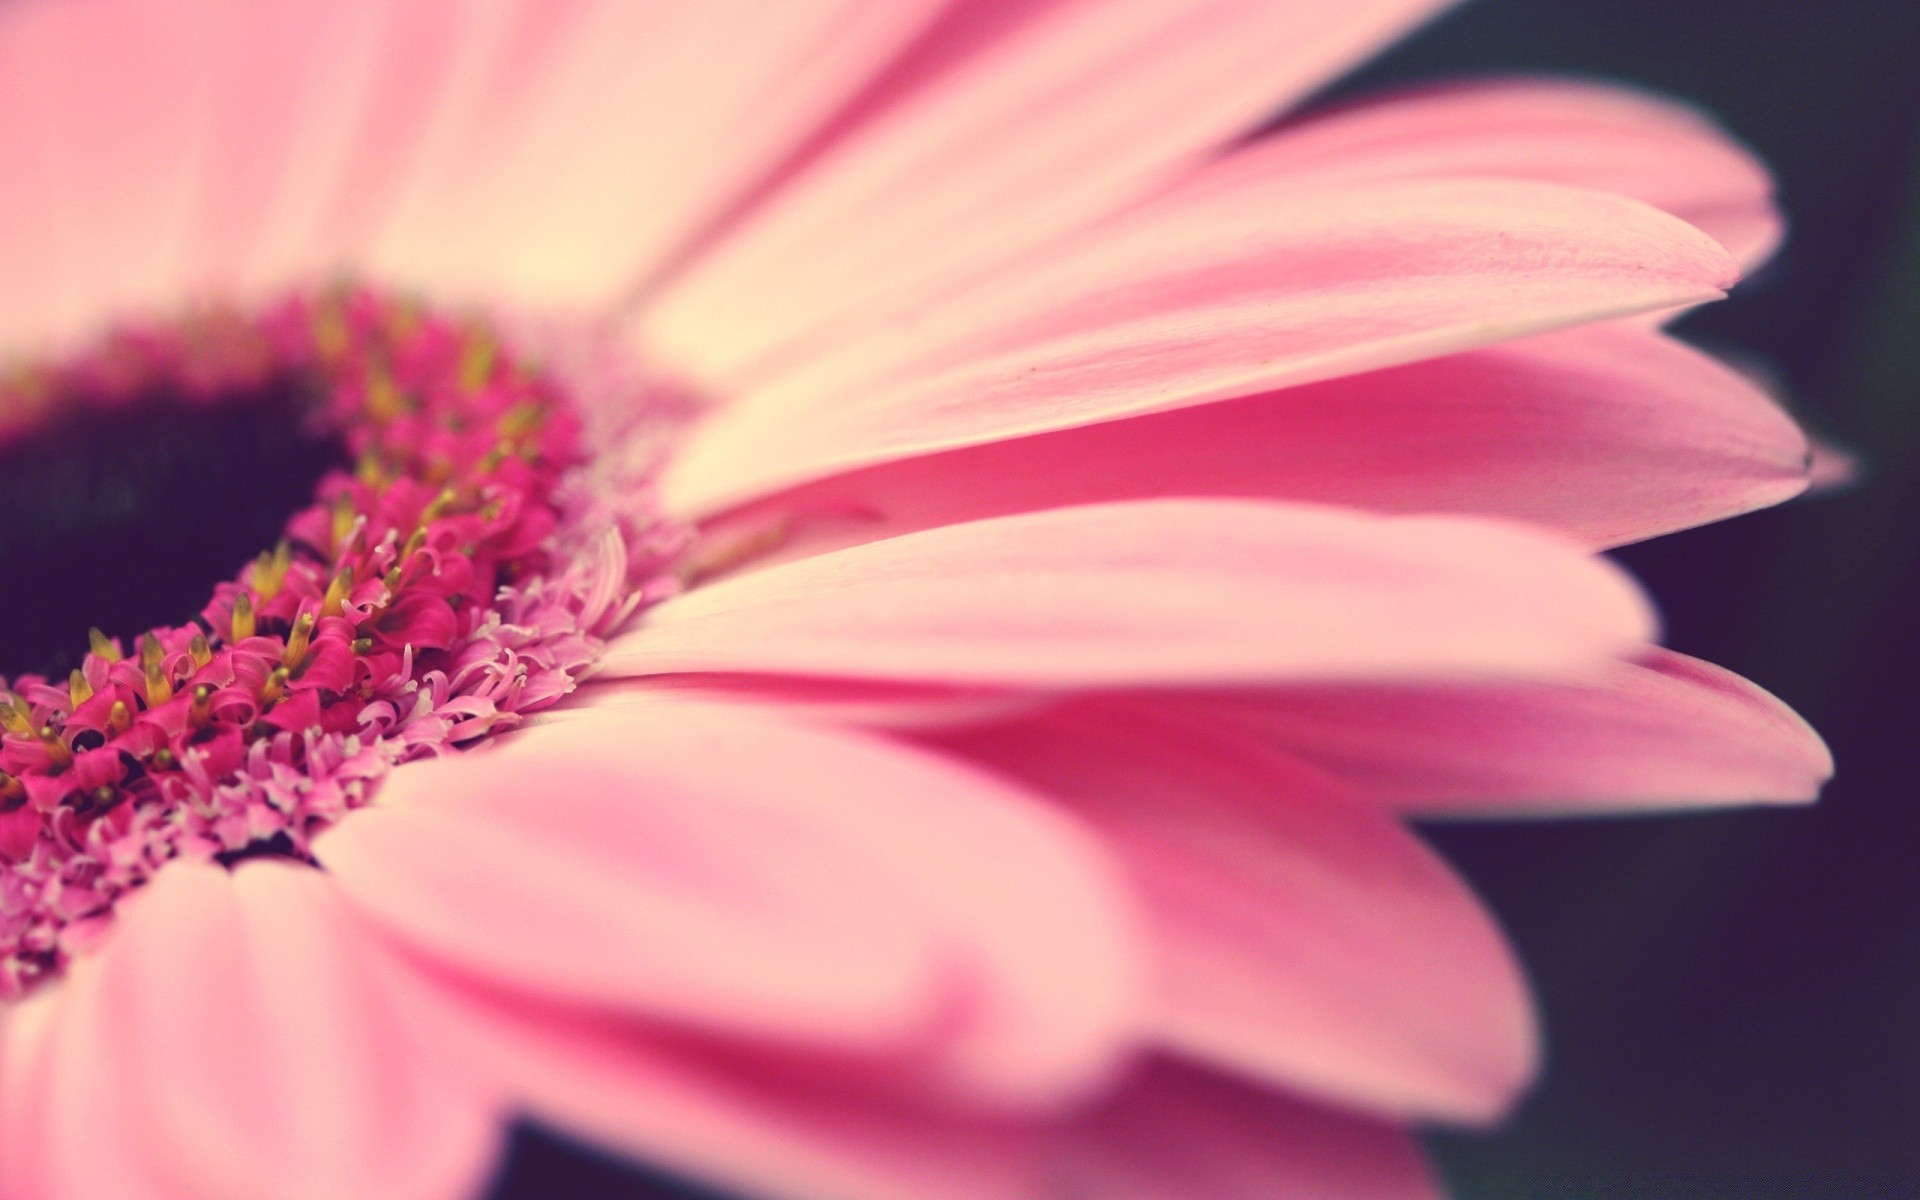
[0,290,670,1000]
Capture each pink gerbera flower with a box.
[0,2,1830,1198]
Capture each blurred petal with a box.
[643,0,1459,387]
[370,0,947,307]
[1195,77,1781,267]
[436,988,1047,1200]
[1166,649,1831,816]
[711,322,1809,560]
[81,861,498,1200]
[0,0,222,353]
[936,700,1536,1123]
[661,178,1738,519]
[602,499,1655,687]
[321,698,1141,1104]
[1058,1059,1441,1200]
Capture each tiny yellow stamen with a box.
[283,611,316,669]
[331,495,359,552]
[108,701,131,737]
[260,666,291,706]
[0,771,24,810]
[459,330,498,391]
[321,567,355,619]
[365,369,406,422]
[230,593,256,642]
[67,670,92,710]
[188,685,213,730]
[142,635,173,708]
[189,632,212,668]
[88,627,121,662]
[252,540,292,602]
[0,696,31,736]
[39,727,71,771]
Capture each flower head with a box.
[0,2,1829,1199]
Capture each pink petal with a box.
[320,697,1141,1104]
[934,700,1536,1124]
[661,178,1739,518]
[0,0,222,353]
[1058,1059,1441,1200]
[1192,77,1782,268]
[430,985,1049,1200]
[601,499,1655,687]
[74,861,498,1200]
[708,322,1809,561]
[0,967,178,1200]
[641,0,1458,387]
[367,0,947,307]
[1174,648,1831,817]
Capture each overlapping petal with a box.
[933,700,1536,1124]
[705,322,1808,561]
[602,499,1654,687]
[641,0,1460,387]
[1163,649,1831,817]
[660,178,1738,519]
[320,698,1142,1105]
[8,863,500,1200]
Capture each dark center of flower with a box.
[0,291,657,1001]
[0,373,348,678]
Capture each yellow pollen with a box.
[188,685,213,729]
[88,627,121,662]
[67,670,92,710]
[459,332,498,391]
[365,370,406,422]
[321,567,355,619]
[141,635,173,708]
[0,771,23,810]
[189,632,212,668]
[331,495,359,552]
[108,701,131,737]
[260,666,291,706]
[283,611,316,669]
[252,540,292,602]
[39,727,71,771]
[0,696,31,737]
[230,593,256,642]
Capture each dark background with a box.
[492,2,1920,1196]
[1354,2,1920,1196]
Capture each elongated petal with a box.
[1058,1059,1440,1200]
[78,861,499,1200]
[710,322,1808,560]
[434,987,1047,1200]
[1194,78,1781,267]
[643,0,1458,387]
[369,0,946,307]
[320,698,1141,1104]
[662,179,1738,518]
[935,701,1535,1123]
[1175,649,1831,817]
[0,0,222,353]
[602,499,1654,687]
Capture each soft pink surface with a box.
[639,0,1459,387]
[1,864,498,1200]
[930,701,1536,1125]
[0,0,1832,1197]
[661,177,1737,518]
[320,700,1142,1108]
[1168,648,1832,816]
[602,499,1654,686]
[703,321,1808,562]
